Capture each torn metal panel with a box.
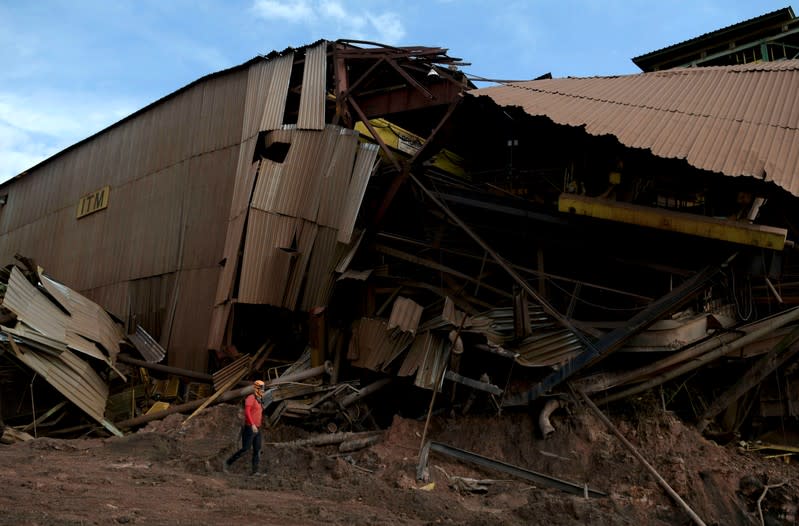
[40,273,123,361]
[127,325,167,364]
[237,210,296,305]
[347,318,413,372]
[317,128,360,228]
[214,152,260,307]
[398,331,449,390]
[559,193,789,250]
[251,126,341,221]
[259,52,295,132]
[2,267,67,341]
[514,330,583,367]
[283,220,320,310]
[7,342,111,431]
[337,143,380,243]
[335,230,364,274]
[297,41,328,130]
[2,325,67,356]
[388,297,423,335]
[300,226,340,311]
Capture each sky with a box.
[0,0,794,182]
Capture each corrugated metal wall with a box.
[0,66,251,370]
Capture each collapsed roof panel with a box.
[471,61,799,197]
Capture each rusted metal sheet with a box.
[347,318,414,372]
[166,266,220,371]
[40,273,124,362]
[127,273,176,346]
[7,342,113,431]
[214,154,260,305]
[297,41,328,130]
[251,126,340,220]
[514,330,583,367]
[259,53,295,132]
[3,267,67,341]
[472,60,799,196]
[283,220,320,309]
[127,325,167,364]
[300,226,340,311]
[338,142,380,243]
[237,210,297,305]
[398,331,449,390]
[388,297,424,335]
[317,129,360,228]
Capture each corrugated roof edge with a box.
[631,7,795,64]
[0,39,327,190]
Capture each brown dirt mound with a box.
[0,401,796,525]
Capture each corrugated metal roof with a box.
[472,60,799,196]
[632,8,796,68]
[297,41,328,130]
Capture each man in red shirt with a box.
[223,379,265,475]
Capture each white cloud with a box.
[251,0,314,23]
[251,0,405,44]
[0,91,137,183]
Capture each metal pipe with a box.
[340,378,392,407]
[117,355,213,382]
[598,306,799,404]
[538,399,561,438]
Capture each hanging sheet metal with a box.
[297,41,327,130]
[338,143,380,243]
[388,297,424,335]
[398,331,449,391]
[259,53,295,132]
[347,318,414,372]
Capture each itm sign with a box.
[76,186,110,219]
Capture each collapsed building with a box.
[1,9,799,466]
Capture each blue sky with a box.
[0,0,794,182]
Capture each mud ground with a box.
[1,399,797,525]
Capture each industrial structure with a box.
[2,8,799,460]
